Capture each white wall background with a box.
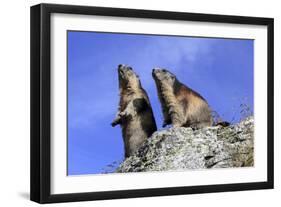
[0,0,279,206]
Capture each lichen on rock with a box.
[116,116,254,173]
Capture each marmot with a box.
[111,64,157,158]
[152,68,213,129]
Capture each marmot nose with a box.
[118,64,124,69]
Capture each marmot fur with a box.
[152,68,213,129]
[112,64,157,157]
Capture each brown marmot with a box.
[111,64,157,157]
[152,68,213,129]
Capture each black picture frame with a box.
[30,3,274,204]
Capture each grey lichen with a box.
[116,116,254,173]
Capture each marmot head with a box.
[152,68,177,89]
[118,64,141,91]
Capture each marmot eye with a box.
[162,69,167,72]
[128,67,132,70]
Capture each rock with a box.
[116,116,254,173]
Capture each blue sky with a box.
[67,31,253,175]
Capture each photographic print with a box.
[31,4,273,203]
[67,31,254,175]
